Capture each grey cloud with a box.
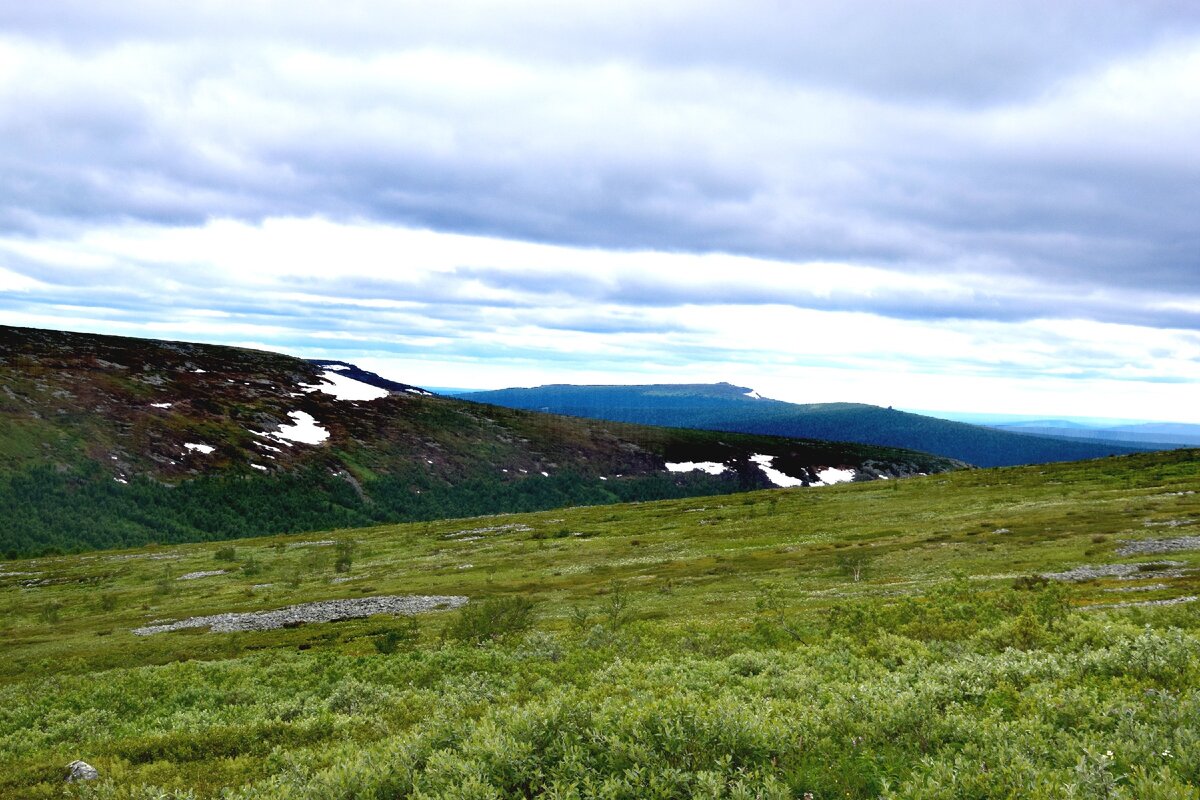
[451,265,1200,331]
[5,1,1200,104]
[1,1,1199,334]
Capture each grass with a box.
[1,449,1199,797]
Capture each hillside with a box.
[0,326,960,556]
[457,382,1159,467]
[2,448,1198,797]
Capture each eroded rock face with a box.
[66,760,98,782]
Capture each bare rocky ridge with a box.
[131,595,468,635]
[1117,536,1200,556]
[1041,561,1188,581]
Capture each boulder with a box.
[65,760,98,782]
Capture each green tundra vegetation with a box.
[2,448,1200,798]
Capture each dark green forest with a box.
[0,464,745,557]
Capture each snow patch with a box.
[191,368,206,373]
[301,370,389,401]
[150,402,173,409]
[114,477,128,484]
[666,461,728,476]
[750,454,806,488]
[744,390,763,399]
[815,467,857,486]
[406,387,433,396]
[184,443,215,455]
[263,411,330,445]
[251,464,268,471]
[325,364,350,371]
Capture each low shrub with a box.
[444,596,536,644]
[373,618,419,654]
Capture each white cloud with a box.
[4,216,1197,422]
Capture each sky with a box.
[1,1,1199,422]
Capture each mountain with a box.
[993,421,1200,448]
[0,326,961,556]
[997,419,1093,429]
[456,382,1161,467]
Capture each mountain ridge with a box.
[457,382,1163,468]
[0,326,962,556]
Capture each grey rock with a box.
[66,760,98,782]
[177,570,229,580]
[1103,583,1169,593]
[1116,536,1200,557]
[1041,561,1187,582]
[444,523,531,540]
[132,594,467,635]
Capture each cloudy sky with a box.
[2,1,1199,422]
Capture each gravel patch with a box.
[178,570,229,580]
[1143,519,1196,528]
[286,540,335,548]
[1085,595,1198,610]
[1041,561,1186,582]
[131,594,468,635]
[1116,536,1200,557]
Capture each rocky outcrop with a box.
[132,595,468,635]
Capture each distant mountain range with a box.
[992,420,1200,447]
[456,382,1174,468]
[0,326,961,556]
